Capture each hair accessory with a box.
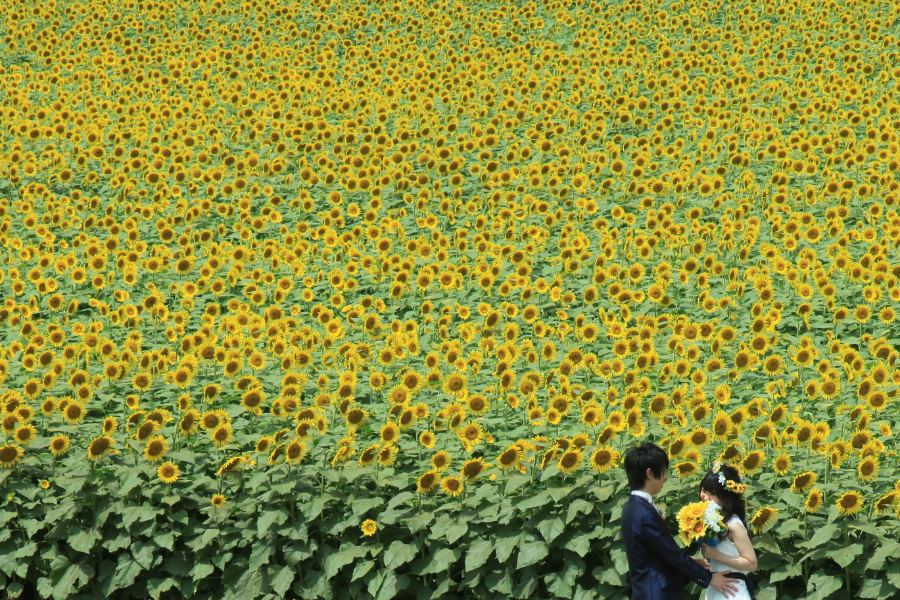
[711,460,726,487]
[726,480,747,494]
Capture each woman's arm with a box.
[700,522,758,573]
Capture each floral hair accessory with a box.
[711,460,726,487]
[726,480,747,494]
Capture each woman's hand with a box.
[692,556,710,570]
[700,543,721,563]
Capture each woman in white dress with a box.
[697,463,758,600]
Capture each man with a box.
[621,443,740,599]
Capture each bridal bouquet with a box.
[676,501,726,548]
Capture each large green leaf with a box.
[516,539,548,570]
[384,540,419,570]
[465,538,493,572]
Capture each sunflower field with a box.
[2,0,900,598]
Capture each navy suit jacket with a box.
[621,494,713,600]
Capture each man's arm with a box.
[637,510,713,588]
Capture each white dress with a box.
[705,516,753,600]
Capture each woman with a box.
[698,462,758,600]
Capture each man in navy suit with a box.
[621,443,739,600]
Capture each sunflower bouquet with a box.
[676,501,727,548]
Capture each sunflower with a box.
[380,422,401,446]
[361,519,378,536]
[217,455,248,476]
[772,453,791,476]
[441,476,464,497]
[0,444,24,468]
[791,472,817,494]
[857,457,879,482]
[590,447,620,473]
[741,451,765,475]
[13,425,36,446]
[497,444,524,471]
[200,409,228,431]
[49,435,70,457]
[419,431,436,449]
[378,445,398,467]
[457,421,484,451]
[63,402,86,425]
[875,492,898,515]
[144,436,169,463]
[465,394,489,415]
[749,507,779,534]
[442,373,467,396]
[157,462,180,484]
[431,450,451,472]
[461,458,489,480]
[211,494,227,508]
[804,488,823,513]
[210,424,234,448]
[179,410,200,437]
[87,436,115,461]
[285,440,307,464]
[674,461,700,478]
[557,449,583,474]
[836,491,864,516]
[416,471,440,494]
[359,444,379,467]
[346,407,369,428]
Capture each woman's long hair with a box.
[699,464,747,538]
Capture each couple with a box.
[621,442,758,600]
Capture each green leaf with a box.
[406,512,433,534]
[494,532,523,563]
[352,497,384,516]
[257,510,286,537]
[465,538,493,572]
[188,528,220,551]
[611,547,629,576]
[49,556,93,600]
[505,474,530,495]
[537,516,565,544]
[859,578,896,599]
[419,547,461,575]
[324,545,367,579]
[191,562,215,582]
[68,529,101,554]
[516,540,548,570]
[545,558,583,598]
[866,540,900,572]
[516,490,553,511]
[147,577,175,600]
[271,564,295,597]
[351,560,375,582]
[566,499,593,524]
[154,531,175,551]
[512,569,538,599]
[806,524,839,549]
[374,570,409,600]
[808,570,842,599]
[131,541,156,570]
[831,543,863,568]
[769,562,802,583]
[445,522,468,545]
[384,540,418,570]
[249,543,272,572]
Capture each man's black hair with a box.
[624,442,669,491]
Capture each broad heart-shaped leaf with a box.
[494,531,522,563]
[808,570,843,599]
[611,546,629,576]
[351,560,375,582]
[858,578,897,599]
[887,562,900,588]
[270,564,295,597]
[536,516,565,544]
[324,544,368,579]
[516,539,548,570]
[867,540,900,572]
[830,543,863,568]
[566,498,593,524]
[406,512,434,534]
[384,540,419,570]
[512,568,538,599]
[147,577,175,600]
[545,558,584,598]
[516,490,553,512]
[375,570,410,600]
[257,509,286,537]
[68,528,101,554]
[249,543,272,572]
[505,474,530,495]
[806,523,839,549]
[49,555,94,600]
[131,540,156,570]
[445,522,468,545]
[769,561,802,583]
[465,538,493,572]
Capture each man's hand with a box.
[709,571,740,598]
